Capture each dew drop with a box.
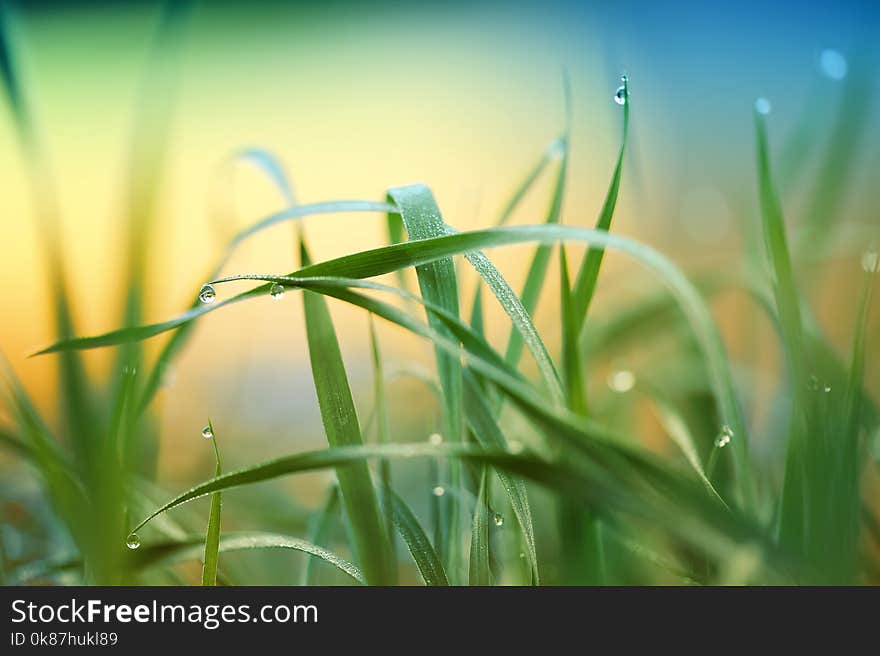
[715,424,734,448]
[823,383,832,393]
[126,533,141,550]
[199,284,216,304]
[201,425,214,439]
[862,250,879,274]
[492,512,505,527]
[608,370,636,393]
[428,433,444,446]
[819,49,848,80]
[754,97,772,115]
[269,282,285,300]
[432,485,445,497]
[614,86,627,105]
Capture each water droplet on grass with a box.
[199,284,216,304]
[608,370,636,393]
[819,49,848,80]
[808,375,820,391]
[493,513,504,527]
[428,433,444,446]
[201,425,214,439]
[432,485,445,497]
[126,534,141,550]
[269,282,285,299]
[715,425,734,448]
[614,86,627,105]
[754,97,772,115]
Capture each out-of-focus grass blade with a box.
[369,317,397,577]
[201,420,222,586]
[797,59,873,258]
[381,487,448,586]
[469,468,491,585]
[560,248,585,414]
[571,75,629,330]
[755,109,810,546]
[387,184,463,579]
[136,533,364,584]
[504,137,567,372]
[0,2,95,451]
[303,487,340,585]
[299,237,394,585]
[649,397,726,505]
[462,371,538,583]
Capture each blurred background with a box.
[1,0,878,582]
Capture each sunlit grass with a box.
[1,2,878,587]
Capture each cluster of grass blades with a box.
[1,4,878,585]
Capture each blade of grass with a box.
[39,222,755,506]
[571,75,629,331]
[201,420,222,586]
[380,487,449,586]
[387,184,463,580]
[369,317,397,575]
[303,486,340,585]
[299,237,394,585]
[469,468,491,585]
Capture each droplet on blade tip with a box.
[126,534,141,550]
[201,425,214,439]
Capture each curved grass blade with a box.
[201,420,222,586]
[303,486,340,585]
[39,223,754,505]
[299,237,394,585]
[136,200,396,415]
[381,487,448,586]
[469,468,491,585]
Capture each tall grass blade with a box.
[299,237,394,585]
[201,420,222,586]
[469,468,491,585]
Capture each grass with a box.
[1,6,878,586]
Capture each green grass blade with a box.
[381,487,449,586]
[38,222,754,506]
[369,317,397,578]
[387,184,463,579]
[0,2,96,454]
[571,75,629,330]
[503,137,568,371]
[462,370,538,583]
[469,468,491,585]
[303,486,340,585]
[755,109,810,546]
[200,420,222,586]
[299,237,394,585]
